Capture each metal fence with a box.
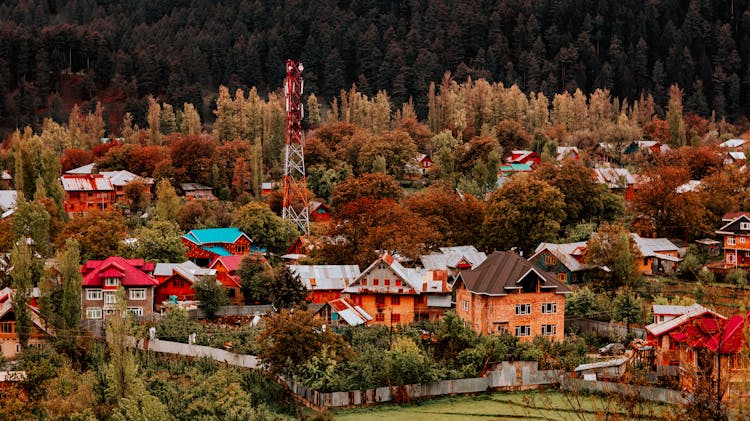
[565,316,646,340]
[560,378,687,405]
[187,305,273,319]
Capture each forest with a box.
[3,0,750,136]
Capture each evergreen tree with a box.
[269,265,307,311]
[60,239,82,330]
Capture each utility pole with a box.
[282,59,310,236]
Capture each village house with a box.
[528,241,601,284]
[182,227,252,266]
[419,245,487,281]
[309,200,332,223]
[342,252,452,326]
[81,257,158,320]
[153,261,216,310]
[415,153,433,175]
[209,254,264,304]
[723,151,746,166]
[623,140,672,156]
[180,183,217,201]
[592,167,637,200]
[100,170,154,199]
[496,163,532,188]
[652,304,701,324]
[716,212,750,269]
[556,146,580,161]
[289,264,361,304]
[0,287,54,359]
[506,150,541,166]
[454,251,571,341]
[315,297,373,329]
[631,234,680,275]
[60,173,116,216]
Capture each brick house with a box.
[60,173,116,216]
[81,257,157,320]
[716,212,750,269]
[528,241,599,284]
[208,254,264,304]
[342,252,452,326]
[454,251,571,341]
[289,264,360,304]
[0,288,54,359]
[153,262,216,310]
[182,228,252,266]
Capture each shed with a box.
[574,357,629,381]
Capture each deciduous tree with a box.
[231,202,297,254]
[585,223,642,290]
[329,172,403,210]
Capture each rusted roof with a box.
[60,174,114,192]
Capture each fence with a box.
[134,337,259,368]
[282,361,563,409]
[187,305,273,319]
[560,378,687,405]
[565,316,646,340]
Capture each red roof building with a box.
[152,261,217,310]
[507,150,541,166]
[81,257,158,320]
[209,254,268,304]
[60,173,116,217]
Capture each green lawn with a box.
[331,390,667,420]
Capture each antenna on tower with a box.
[282,59,310,236]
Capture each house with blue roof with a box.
[182,228,253,266]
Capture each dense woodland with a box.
[5,0,750,135]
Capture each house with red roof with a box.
[454,251,571,341]
[0,287,54,359]
[309,201,332,223]
[81,257,158,320]
[507,150,541,166]
[153,261,216,310]
[208,254,268,304]
[182,228,252,266]
[60,173,116,217]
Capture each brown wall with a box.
[82,286,155,319]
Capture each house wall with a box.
[346,293,416,325]
[81,286,155,319]
[308,290,341,304]
[212,263,244,305]
[184,237,252,263]
[530,251,576,284]
[723,234,750,267]
[456,286,565,342]
[64,190,115,215]
[0,323,48,359]
[637,250,679,274]
[154,275,195,309]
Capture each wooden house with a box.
[342,252,452,326]
[0,288,54,359]
[100,170,154,199]
[289,264,360,304]
[506,150,541,166]
[60,173,116,216]
[723,151,746,166]
[556,146,580,161]
[180,183,217,201]
[716,212,750,269]
[209,254,264,304]
[623,140,671,156]
[81,257,158,320]
[631,234,680,275]
[182,228,252,266]
[315,297,372,329]
[592,167,637,201]
[454,251,571,341]
[153,262,216,310]
[528,241,601,284]
[415,153,433,174]
[309,201,332,223]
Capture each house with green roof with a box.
[182,228,253,266]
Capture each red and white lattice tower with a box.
[282,59,310,235]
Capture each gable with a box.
[717,215,750,235]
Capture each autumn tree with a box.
[57,210,128,261]
[329,172,403,210]
[122,221,186,263]
[357,130,418,176]
[155,179,181,223]
[231,202,297,254]
[666,84,687,146]
[11,194,51,257]
[585,223,642,290]
[194,277,229,319]
[59,239,82,331]
[481,175,566,256]
[403,182,486,247]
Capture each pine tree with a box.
[270,265,307,311]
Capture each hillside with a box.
[2,0,750,137]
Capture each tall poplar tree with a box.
[60,239,82,330]
[10,241,33,348]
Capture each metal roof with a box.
[0,190,17,212]
[631,234,679,257]
[202,246,232,256]
[530,241,597,273]
[153,261,205,277]
[181,183,213,191]
[421,246,487,271]
[326,298,372,326]
[575,357,628,372]
[65,163,96,174]
[289,264,360,291]
[720,138,747,148]
[183,228,250,245]
[646,304,725,337]
[653,304,697,316]
[592,167,636,188]
[60,174,114,192]
[556,146,579,160]
[100,170,154,187]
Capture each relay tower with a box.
[282,59,310,236]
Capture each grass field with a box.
[331,390,667,420]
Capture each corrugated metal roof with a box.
[631,234,678,256]
[154,261,205,277]
[326,298,372,326]
[183,228,250,245]
[729,151,747,160]
[65,163,96,174]
[592,167,636,188]
[181,183,213,191]
[653,305,697,316]
[421,247,487,271]
[100,170,154,187]
[82,257,157,287]
[0,190,17,212]
[202,246,232,256]
[290,264,360,291]
[646,304,725,337]
[720,138,747,148]
[530,242,596,273]
[575,357,628,372]
[60,174,114,192]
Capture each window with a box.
[104,291,117,304]
[105,277,119,287]
[86,289,103,300]
[390,313,400,323]
[542,324,557,336]
[462,300,469,311]
[728,237,736,246]
[104,309,118,316]
[384,279,390,286]
[545,254,557,266]
[741,222,750,230]
[557,273,567,283]
[742,237,747,244]
[515,304,531,315]
[127,307,143,317]
[375,295,385,306]
[129,289,147,300]
[361,279,367,286]
[515,325,531,337]
[375,313,385,322]
[373,278,379,286]
[395,279,402,287]
[542,302,557,314]
[86,307,102,319]
[391,296,400,305]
